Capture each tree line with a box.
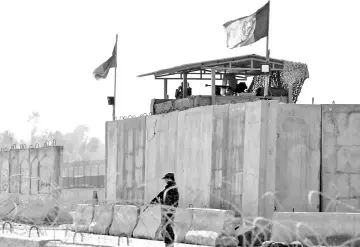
[0,112,105,163]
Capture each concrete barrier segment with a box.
[0,221,216,247]
[109,204,140,237]
[0,235,58,247]
[185,230,219,246]
[271,212,360,246]
[173,208,193,243]
[132,204,162,240]
[88,203,114,235]
[70,204,94,233]
[189,208,236,233]
[53,209,73,225]
[13,199,60,225]
[0,201,16,220]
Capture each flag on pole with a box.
[223,2,269,49]
[93,42,117,80]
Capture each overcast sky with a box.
[0,0,359,142]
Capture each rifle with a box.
[143,205,149,212]
[204,84,230,89]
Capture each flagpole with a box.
[264,0,270,97]
[113,34,118,121]
[266,0,270,61]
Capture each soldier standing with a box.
[149,173,179,247]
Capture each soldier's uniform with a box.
[150,173,179,247]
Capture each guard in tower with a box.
[175,82,192,99]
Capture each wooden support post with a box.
[183,73,187,98]
[163,79,168,99]
[211,69,215,105]
[288,84,293,103]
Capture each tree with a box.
[28,111,41,145]
[1,112,105,162]
[27,112,40,124]
[0,130,18,148]
[86,137,100,153]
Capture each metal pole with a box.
[211,69,216,105]
[264,0,270,97]
[266,0,270,60]
[164,79,168,99]
[183,73,187,98]
[113,34,118,121]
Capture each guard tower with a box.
[138,54,309,115]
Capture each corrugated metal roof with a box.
[137,54,285,78]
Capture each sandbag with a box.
[185,230,219,246]
[88,204,114,235]
[109,205,140,237]
[132,205,162,240]
[71,204,94,232]
[215,236,239,247]
[222,217,242,236]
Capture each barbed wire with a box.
[0,147,359,247]
[113,98,261,119]
[0,174,360,247]
[115,113,153,120]
[0,139,57,151]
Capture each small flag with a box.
[223,2,269,49]
[93,43,117,80]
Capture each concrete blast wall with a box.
[106,101,278,218]
[106,117,146,205]
[0,146,63,195]
[322,105,360,212]
[0,147,110,213]
[275,104,321,213]
[145,111,180,205]
[105,102,360,218]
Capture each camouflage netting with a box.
[248,61,309,103]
